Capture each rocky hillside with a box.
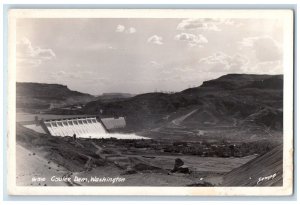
[95,93,135,103]
[16,82,95,112]
[222,144,283,186]
[83,74,283,138]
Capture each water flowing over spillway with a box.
[44,117,107,138]
[23,116,148,139]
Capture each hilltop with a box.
[16,82,95,112]
[95,92,135,103]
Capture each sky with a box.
[16,18,284,95]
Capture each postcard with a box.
[7,9,294,196]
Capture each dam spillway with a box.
[20,115,142,139]
[43,117,107,138]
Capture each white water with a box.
[43,117,148,139]
[92,133,149,139]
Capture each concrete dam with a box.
[21,115,130,139]
[44,117,107,138]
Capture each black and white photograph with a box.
[7,9,294,196]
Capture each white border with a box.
[7,9,294,196]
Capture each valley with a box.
[15,74,284,186]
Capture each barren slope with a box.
[222,145,283,186]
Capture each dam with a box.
[43,117,107,138]
[20,115,135,139]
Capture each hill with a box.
[83,74,283,141]
[95,93,135,103]
[222,145,283,186]
[16,82,95,113]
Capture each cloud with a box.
[116,24,125,32]
[53,70,81,80]
[126,27,136,34]
[17,37,55,68]
[85,43,116,51]
[149,60,163,69]
[174,33,208,47]
[239,36,282,62]
[116,25,136,34]
[248,60,283,74]
[17,37,55,60]
[147,35,163,45]
[199,52,249,72]
[174,66,194,73]
[177,18,235,31]
[17,58,42,68]
[51,70,107,82]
